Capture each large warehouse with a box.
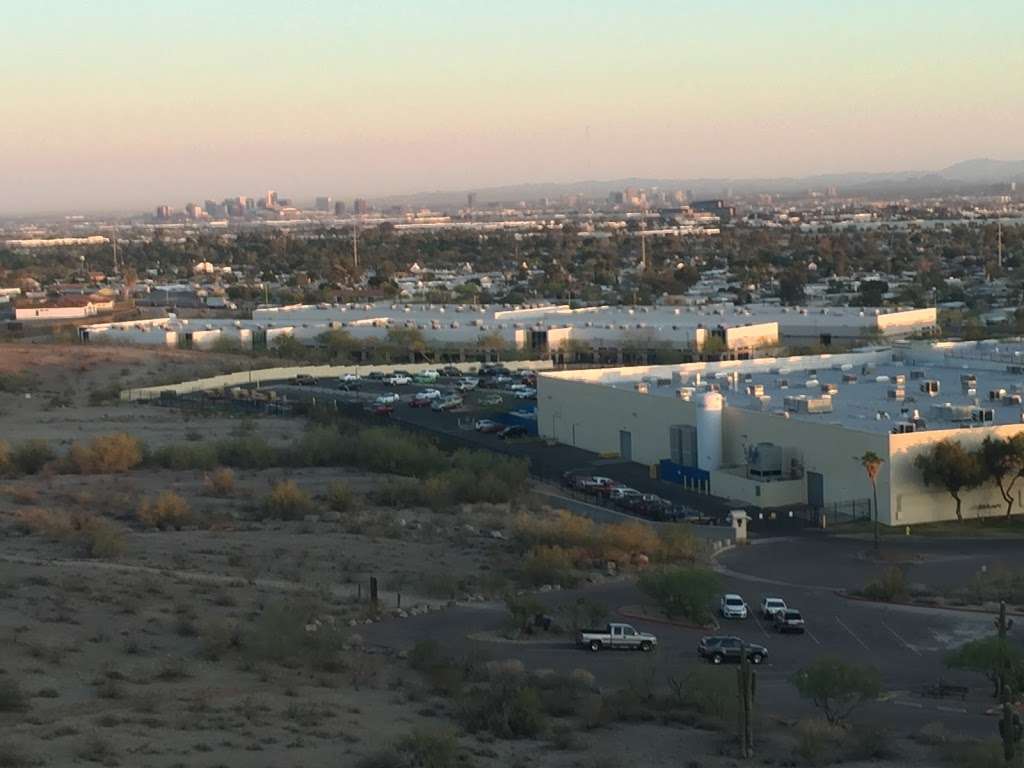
[80,301,936,358]
[537,339,1024,525]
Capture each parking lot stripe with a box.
[881,620,921,655]
[892,700,923,709]
[805,629,822,646]
[835,616,871,652]
[753,616,771,638]
[936,705,967,713]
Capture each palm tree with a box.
[858,451,884,550]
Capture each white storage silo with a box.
[696,391,724,471]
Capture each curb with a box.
[616,605,718,631]
[838,591,1024,617]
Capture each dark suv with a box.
[697,636,767,665]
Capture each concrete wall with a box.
[709,469,807,507]
[887,424,1024,525]
[122,359,554,401]
[876,307,938,335]
[538,375,697,463]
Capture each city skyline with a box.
[2,0,1023,214]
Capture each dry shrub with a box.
[0,677,29,712]
[513,510,595,549]
[521,545,580,587]
[9,486,38,505]
[138,491,193,529]
[794,718,843,766]
[15,508,75,539]
[202,467,236,497]
[68,433,143,474]
[261,480,315,520]
[0,440,9,472]
[325,481,354,513]
[599,521,660,561]
[15,508,126,559]
[656,525,699,563]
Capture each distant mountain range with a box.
[371,158,1024,207]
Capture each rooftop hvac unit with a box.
[842,373,859,383]
[755,395,772,410]
[989,389,1007,401]
[875,375,890,383]
[635,382,649,394]
[749,442,783,475]
[894,374,906,385]
[677,387,694,401]
[920,380,940,396]
[821,383,838,395]
[1007,365,1024,375]
[910,370,926,380]
[747,383,765,397]
[778,378,789,388]
[892,422,916,434]
[805,378,820,389]
[972,408,995,423]
[887,387,906,400]
[1003,394,1022,406]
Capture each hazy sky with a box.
[2,0,1022,213]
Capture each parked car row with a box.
[560,472,679,520]
[719,594,806,634]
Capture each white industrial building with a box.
[79,302,936,357]
[537,339,1024,526]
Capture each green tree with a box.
[637,567,719,624]
[270,333,309,360]
[857,451,884,550]
[980,435,1024,518]
[791,657,881,725]
[946,636,1024,700]
[913,440,987,522]
[317,328,360,360]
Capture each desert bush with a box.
[459,676,546,739]
[355,749,405,768]
[861,566,908,602]
[68,433,143,474]
[0,678,29,713]
[656,524,700,563]
[794,718,843,766]
[79,516,127,559]
[842,723,897,761]
[668,666,737,721]
[243,599,345,671]
[138,491,193,529]
[599,521,660,560]
[408,640,444,672]
[520,546,579,587]
[202,467,236,496]
[914,721,952,745]
[149,442,218,471]
[556,597,608,633]
[0,441,10,473]
[638,567,719,623]
[368,479,429,508]
[14,509,124,558]
[938,739,1006,768]
[261,480,315,520]
[512,510,595,550]
[504,594,546,636]
[0,372,40,394]
[398,727,459,768]
[325,481,354,513]
[291,425,348,466]
[74,732,118,764]
[15,508,74,539]
[214,435,277,469]
[0,739,35,768]
[791,657,882,725]
[9,487,39,505]
[10,440,55,475]
[199,621,240,661]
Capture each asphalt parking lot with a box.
[363,538,1006,736]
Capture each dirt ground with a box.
[0,341,981,767]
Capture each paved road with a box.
[360,537,1011,737]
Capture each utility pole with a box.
[999,683,1020,764]
[998,222,1003,270]
[111,226,120,276]
[737,643,756,758]
[995,600,1016,699]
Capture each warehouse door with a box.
[619,430,632,461]
[807,472,824,508]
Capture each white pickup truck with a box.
[577,623,657,653]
